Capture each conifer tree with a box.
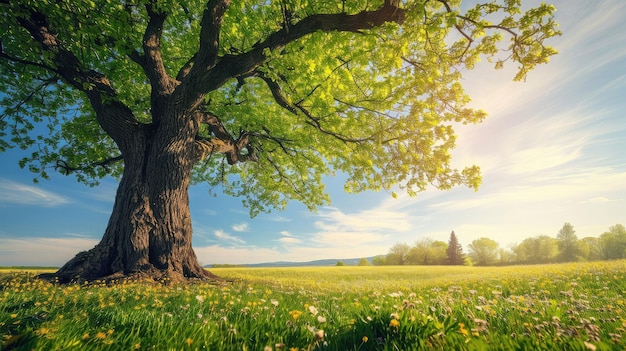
[446,231,465,265]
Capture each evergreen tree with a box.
[446,231,465,265]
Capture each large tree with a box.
[467,237,499,266]
[512,235,558,264]
[0,0,558,282]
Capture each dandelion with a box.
[134,343,141,349]
[362,336,369,343]
[458,323,469,337]
[82,333,90,340]
[389,319,400,328]
[95,332,107,340]
[289,310,302,320]
[186,338,193,346]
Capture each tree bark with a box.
[55,108,215,283]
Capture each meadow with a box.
[1,261,626,350]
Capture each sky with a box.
[1,0,625,266]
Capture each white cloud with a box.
[231,222,249,232]
[269,216,291,222]
[0,179,70,207]
[314,207,411,233]
[0,237,98,266]
[214,229,246,244]
[279,237,302,245]
[280,231,293,237]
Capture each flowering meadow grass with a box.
[1,261,626,350]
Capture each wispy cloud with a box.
[314,207,411,233]
[279,237,302,245]
[0,179,70,207]
[231,222,249,232]
[269,216,291,223]
[214,229,246,244]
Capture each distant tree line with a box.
[374,223,626,266]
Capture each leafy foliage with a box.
[468,237,500,266]
[0,0,560,213]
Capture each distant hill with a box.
[206,257,376,268]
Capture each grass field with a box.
[1,261,626,350]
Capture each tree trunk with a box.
[54,108,215,283]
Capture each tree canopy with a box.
[1,0,560,216]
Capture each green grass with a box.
[2,261,626,350]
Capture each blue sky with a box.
[1,0,625,266]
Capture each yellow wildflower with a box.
[458,323,469,337]
[362,336,369,343]
[389,319,400,328]
[289,310,302,320]
[186,338,193,346]
[95,332,107,340]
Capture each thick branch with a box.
[185,2,406,98]
[186,0,230,80]
[14,8,141,151]
[129,1,176,93]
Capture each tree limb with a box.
[55,155,124,175]
[129,1,176,94]
[186,2,406,98]
[256,71,378,144]
[13,7,142,151]
[0,40,62,75]
[193,109,257,164]
[186,0,230,80]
